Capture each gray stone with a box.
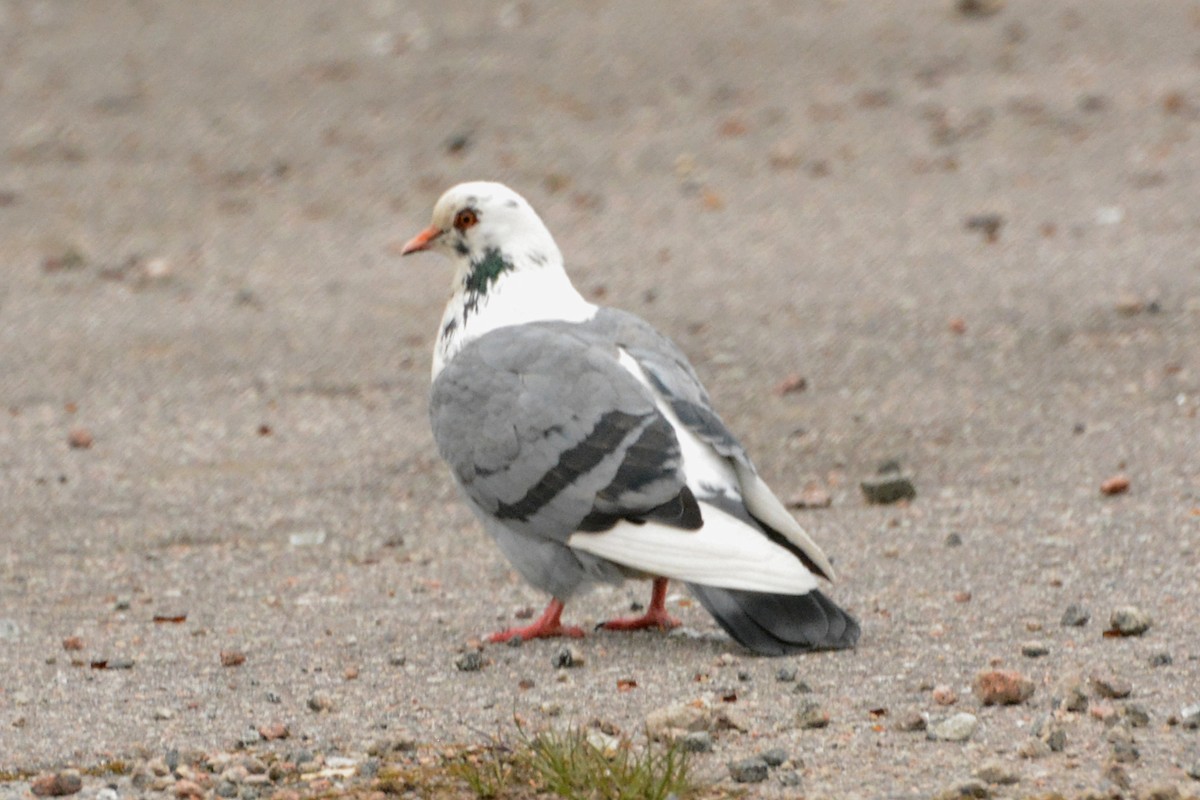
[1149,651,1173,667]
[860,474,916,504]
[1122,704,1150,728]
[1108,606,1152,636]
[728,757,769,783]
[454,652,484,672]
[927,712,978,742]
[1187,761,1200,781]
[795,699,829,729]
[216,780,239,798]
[681,731,712,753]
[761,747,788,767]
[945,532,963,547]
[776,667,797,682]
[1059,683,1089,713]
[1061,604,1090,627]
[0,619,19,640]
[551,646,583,669]
[307,691,335,712]
[388,654,407,667]
[778,770,802,787]
[1091,674,1132,699]
[895,712,927,732]
[1180,703,1200,729]
[1021,641,1049,658]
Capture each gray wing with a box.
[586,308,837,582]
[429,323,702,546]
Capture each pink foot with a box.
[599,578,681,632]
[487,598,585,644]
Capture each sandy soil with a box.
[2,1,1199,797]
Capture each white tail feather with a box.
[567,501,819,595]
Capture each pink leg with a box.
[487,598,585,644]
[599,578,681,632]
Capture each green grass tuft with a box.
[452,726,695,800]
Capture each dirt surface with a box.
[2,1,1199,797]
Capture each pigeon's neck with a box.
[432,247,596,379]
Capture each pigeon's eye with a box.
[453,209,478,231]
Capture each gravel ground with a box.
[2,1,1199,798]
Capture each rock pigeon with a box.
[401,181,860,655]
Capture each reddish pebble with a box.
[1100,475,1130,495]
[948,317,967,334]
[932,685,958,706]
[257,722,290,741]
[220,650,246,667]
[773,373,808,396]
[1090,703,1118,724]
[954,591,972,603]
[343,665,359,680]
[67,428,93,449]
[61,636,84,651]
[31,772,82,797]
[973,670,1035,705]
[173,779,203,799]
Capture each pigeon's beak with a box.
[399,225,442,256]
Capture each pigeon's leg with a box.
[486,598,585,644]
[598,577,681,632]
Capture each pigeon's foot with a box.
[599,577,681,632]
[486,598,585,644]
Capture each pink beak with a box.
[399,225,442,255]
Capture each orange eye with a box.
[453,209,478,231]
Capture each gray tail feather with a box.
[686,584,860,656]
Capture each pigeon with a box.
[401,181,860,655]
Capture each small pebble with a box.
[1110,739,1139,764]
[1148,651,1172,667]
[1021,641,1049,658]
[455,651,484,672]
[551,646,583,668]
[61,636,84,651]
[1100,474,1130,495]
[1061,604,1090,627]
[1187,761,1200,781]
[776,667,797,682]
[932,685,958,706]
[1180,703,1200,729]
[944,533,963,547]
[307,691,335,712]
[973,670,1034,705]
[1108,606,1152,636]
[974,761,1019,785]
[761,747,788,767]
[1122,704,1150,728]
[778,770,802,787]
[894,712,927,732]
[1059,683,1089,713]
[30,771,83,797]
[932,779,990,800]
[257,722,289,741]
[927,712,978,742]
[860,474,916,504]
[1018,739,1051,759]
[681,731,712,753]
[153,707,174,721]
[1090,673,1132,699]
[67,428,93,450]
[388,654,407,667]
[795,699,829,729]
[220,650,246,667]
[728,757,769,784]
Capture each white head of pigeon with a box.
[401,181,597,377]
[402,181,860,655]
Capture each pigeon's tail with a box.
[685,583,860,656]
